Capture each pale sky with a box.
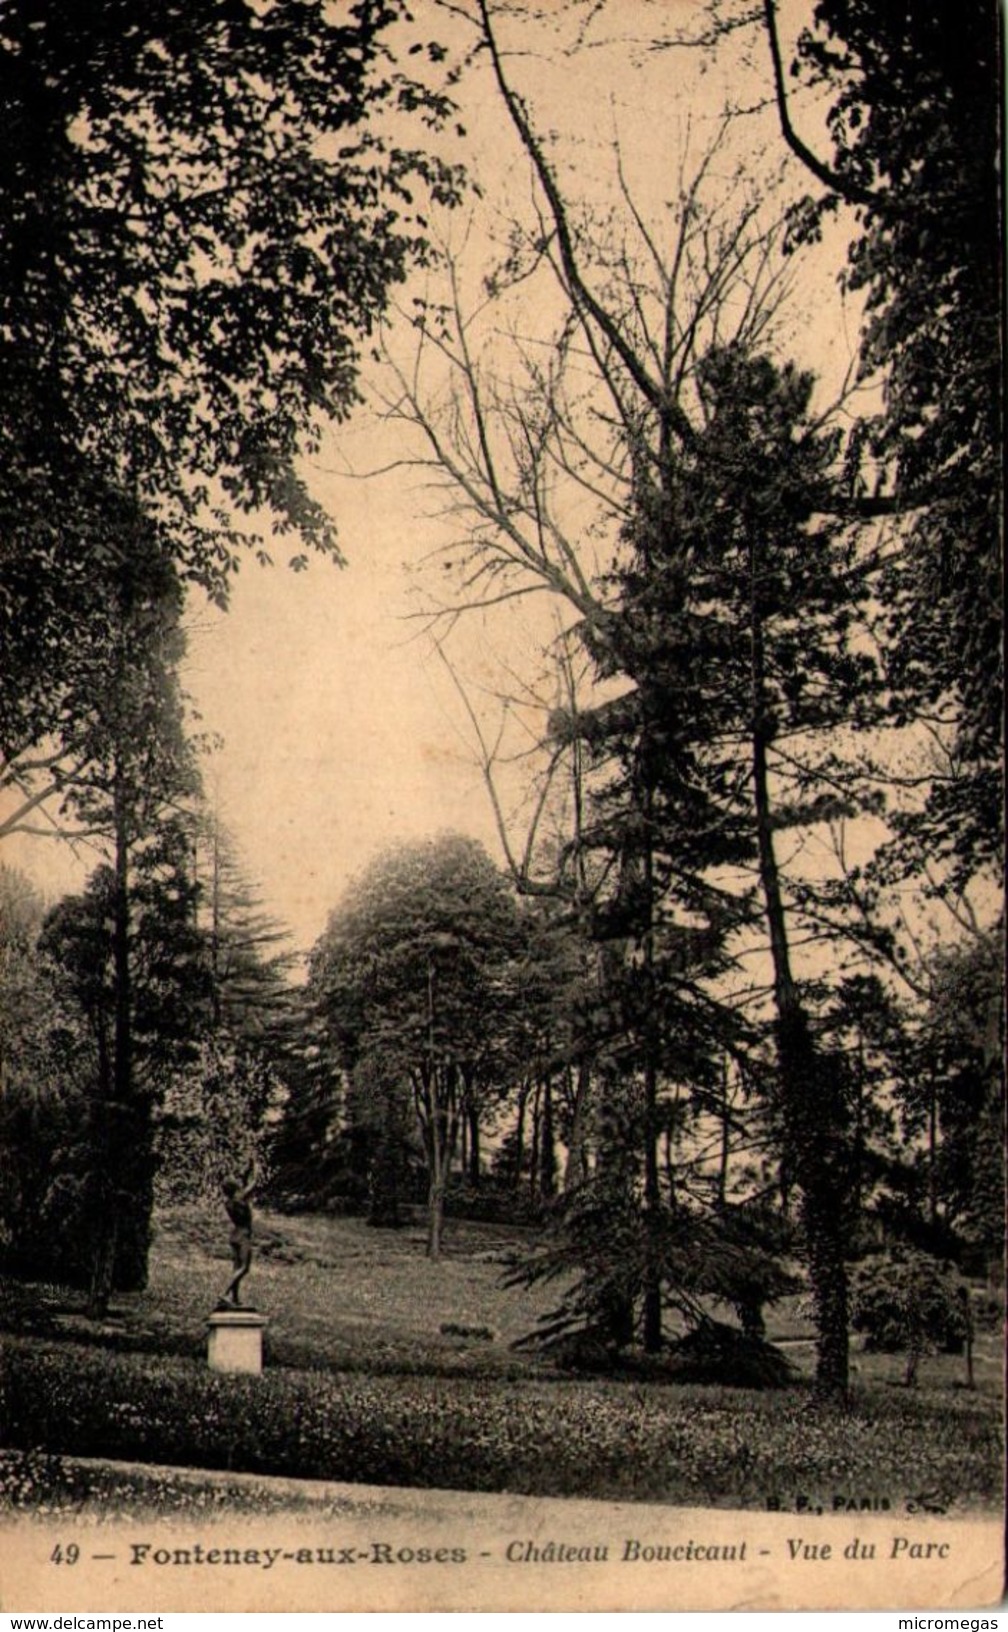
[183,471,520,948]
[7,0,868,954]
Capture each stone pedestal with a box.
[207,1308,267,1375]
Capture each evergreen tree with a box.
[29,823,204,1304]
[575,344,884,1394]
[149,813,303,1203]
[27,541,203,1312]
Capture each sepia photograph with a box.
[0,0,1002,1614]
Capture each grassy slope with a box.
[0,1205,1002,1514]
[62,1204,572,1376]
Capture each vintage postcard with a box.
[0,0,1002,1614]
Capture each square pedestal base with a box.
[207,1309,267,1374]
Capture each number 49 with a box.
[50,1543,80,1565]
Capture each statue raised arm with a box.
[219,1158,259,1308]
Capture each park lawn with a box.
[133,1204,571,1376]
[1,1204,563,1378]
[1,1333,1001,1518]
[4,1202,802,1373]
[17,1203,997,1389]
[0,1205,1002,1515]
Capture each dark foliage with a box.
[850,1251,971,1356]
[0,0,464,760]
[666,1320,796,1390]
[782,0,1002,881]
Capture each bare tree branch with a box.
[761,0,882,212]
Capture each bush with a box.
[666,1321,796,1390]
[508,1176,799,1364]
[969,1286,1004,1333]
[444,1180,542,1227]
[850,1250,970,1374]
[0,1447,75,1510]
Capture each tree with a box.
[903,932,1004,1276]
[0,865,46,1093]
[497,900,594,1203]
[762,0,1002,881]
[509,1061,800,1379]
[157,1032,280,1208]
[22,539,207,1313]
[153,814,302,1200]
[28,816,205,1311]
[266,990,365,1215]
[367,3,997,1396]
[194,815,297,1040]
[850,1249,973,1388]
[308,834,524,1257]
[376,71,813,1347]
[0,2,464,770]
[540,340,881,1387]
[0,866,76,1274]
[646,344,884,1393]
[384,59,880,1388]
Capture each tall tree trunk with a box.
[109,771,153,1294]
[718,1055,731,1207]
[595,1067,637,1346]
[86,1016,117,1319]
[113,768,131,1104]
[425,1065,445,1262]
[528,1079,541,1205]
[563,1058,592,1190]
[467,1099,481,1187]
[641,1046,663,1351]
[750,551,850,1403]
[512,1081,528,1190]
[539,1073,556,1199]
[87,770,139,1314]
[114,1128,154,1292]
[928,1070,939,1230]
[424,962,443,1260]
[87,1208,118,1321]
[427,1061,461,1258]
[852,1033,865,1227]
[664,1120,677,1206]
[641,838,663,1354]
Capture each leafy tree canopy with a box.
[311,832,523,1078]
[0,0,465,756]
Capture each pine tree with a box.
[575,344,884,1395]
[35,541,202,1312]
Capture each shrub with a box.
[0,1447,74,1510]
[445,1180,542,1227]
[508,1174,799,1367]
[850,1250,970,1382]
[969,1286,1004,1333]
[666,1321,796,1389]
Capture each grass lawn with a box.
[1,1205,1002,1515]
[4,1204,571,1377]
